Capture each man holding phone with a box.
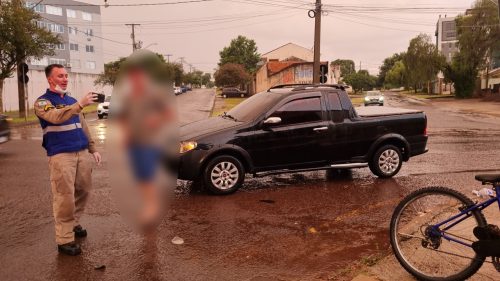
[34,64,102,256]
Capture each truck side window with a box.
[271,97,322,126]
[326,93,344,123]
[338,92,358,119]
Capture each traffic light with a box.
[18,63,29,84]
[319,64,328,84]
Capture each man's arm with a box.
[34,99,82,124]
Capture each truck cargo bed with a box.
[356,106,423,117]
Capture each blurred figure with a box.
[109,50,178,230]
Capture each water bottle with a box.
[472,188,494,198]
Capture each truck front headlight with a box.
[364,97,370,101]
[379,96,384,101]
[180,141,197,153]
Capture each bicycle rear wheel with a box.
[390,186,487,281]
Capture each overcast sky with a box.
[75,0,474,75]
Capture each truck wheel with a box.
[203,155,245,195]
[98,114,103,119]
[369,145,402,178]
[222,94,227,98]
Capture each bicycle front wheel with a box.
[390,187,487,281]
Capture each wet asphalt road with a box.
[1,90,499,281]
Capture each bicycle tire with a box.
[390,186,487,281]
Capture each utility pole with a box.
[359,61,362,71]
[125,23,141,52]
[498,0,500,24]
[165,54,173,63]
[312,0,322,84]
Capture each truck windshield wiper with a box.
[221,112,238,122]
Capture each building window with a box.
[68,27,78,35]
[26,2,45,13]
[46,5,63,16]
[86,61,96,69]
[55,43,65,50]
[69,43,79,51]
[66,9,76,18]
[49,58,66,65]
[85,45,95,53]
[85,29,93,36]
[70,60,81,69]
[47,23,64,33]
[36,21,47,29]
[82,12,92,21]
[31,57,48,66]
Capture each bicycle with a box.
[390,174,500,281]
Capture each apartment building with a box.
[2,0,106,111]
[26,0,104,74]
[435,15,458,63]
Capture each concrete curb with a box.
[208,90,217,117]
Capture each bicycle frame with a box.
[430,185,500,248]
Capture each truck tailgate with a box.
[356,106,423,117]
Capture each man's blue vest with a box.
[37,89,89,156]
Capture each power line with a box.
[38,14,130,46]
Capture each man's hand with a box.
[92,152,102,165]
[79,92,97,108]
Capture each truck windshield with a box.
[226,92,282,122]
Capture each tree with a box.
[201,73,211,86]
[446,0,500,97]
[404,34,446,93]
[214,63,250,88]
[330,59,356,77]
[95,54,184,86]
[384,60,407,88]
[343,70,377,93]
[378,53,405,87]
[0,1,61,114]
[219,35,260,73]
[443,54,476,98]
[94,57,127,86]
[183,70,204,87]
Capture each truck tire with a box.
[98,114,103,119]
[369,144,402,178]
[203,155,245,195]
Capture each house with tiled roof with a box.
[254,43,327,93]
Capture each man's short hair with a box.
[45,64,65,77]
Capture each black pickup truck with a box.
[0,114,10,145]
[178,84,428,194]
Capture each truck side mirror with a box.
[263,117,281,125]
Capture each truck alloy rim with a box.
[378,149,400,174]
[211,162,239,190]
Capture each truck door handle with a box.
[313,126,328,132]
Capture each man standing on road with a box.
[34,64,101,256]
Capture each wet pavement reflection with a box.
[1,91,500,280]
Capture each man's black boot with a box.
[73,225,87,238]
[57,242,82,256]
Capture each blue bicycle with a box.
[390,174,500,281]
